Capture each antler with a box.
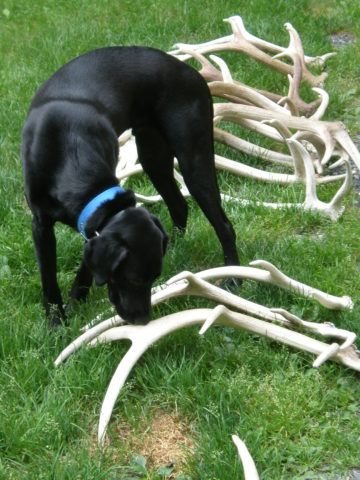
[92,305,359,444]
[213,102,360,171]
[286,139,352,220]
[170,16,331,86]
[55,261,353,366]
[232,435,260,480]
[116,134,353,221]
[55,261,358,444]
[115,18,359,222]
[55,261,353,365]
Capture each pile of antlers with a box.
[117,16,360,221]
[56,18,360,478]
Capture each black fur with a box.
[22,46,239,326]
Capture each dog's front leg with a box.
[31,218,65,326]
[69,258,93,303]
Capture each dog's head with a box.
[83,207,168,325]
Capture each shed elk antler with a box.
[116,134,353,221]
[115,19,359,220]
[232,435,260,480]
[212,100,360,171]
[55,261,358,445]
[171,17,359,172]
[169,16,332,87]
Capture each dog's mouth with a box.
[117,308,150,326]
[113,298,151,326]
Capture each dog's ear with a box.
[83,237,128,286]
[111,246,128,274]
[151,215,168,255]
[83,237,108,286]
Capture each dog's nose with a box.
[115,305,150,325]
[132,315,150,326]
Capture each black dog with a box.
[22,46,239,326]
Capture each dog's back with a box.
[28,46,212,135]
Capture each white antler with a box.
[54,262,353,366]
[55,260,358,444]
[213,102,360,171]
[232,435,260,480]
[92,305,359,444]
[170,16,331,86]
[116,134,353,221]
[115,18,360,223]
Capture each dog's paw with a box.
[48,304,67,328]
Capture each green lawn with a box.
[1,1,360,478]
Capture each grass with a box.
[1,0,360,478]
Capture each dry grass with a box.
[88,410,195,476]
[138,411,194,470]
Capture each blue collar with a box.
[77,186,125,240]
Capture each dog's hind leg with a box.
[165,118,239,267]
[180,156,239,266]
[31,218,65,325]
[134,126,188,231]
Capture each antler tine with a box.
[209,55,234,83]
[232,435,260,480]
[210,81,288,113]
[313,343,340,368]
[214,154,299,185]
[283,73,322,116]
[54,315,125,366]
[333,126,360,171]
[97,332,154,445]
[177,48,224,83]
[214,126,293,166]
[199,304,227,335]
[329,157,353,209]
[287,138,352,220]
[310,87,329,120]
[169,33,233,59]
[261,118,292,139]
[271,308,357,350]
[249,260,353,310]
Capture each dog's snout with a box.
[110,286,152,326]
[115,304,150,325]
[132,315,151,326]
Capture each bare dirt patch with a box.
[88,410,195,475]
[138,411,194,469]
